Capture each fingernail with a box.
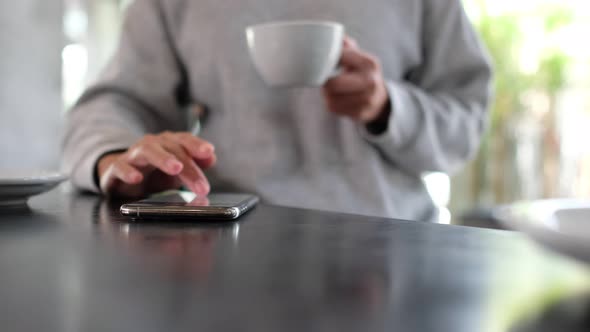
[199,144,214,155]
[195,180,210,195]
[129,172,142,183]
[166,160,183,173]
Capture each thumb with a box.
[343,36,359,50]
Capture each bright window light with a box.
[62,43,88,109]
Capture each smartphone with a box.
[120,191,259,221]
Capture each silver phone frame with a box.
[120,194,259,220]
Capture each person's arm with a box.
[62,0,189,192]
[359,0,493,176]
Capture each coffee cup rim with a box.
[246,20,343,31]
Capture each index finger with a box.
[173,133,216,160]
[343,36,358,49]
[127,144,183,176]
[339,47,378,71]
[324,72,372,95]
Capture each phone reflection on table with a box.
[96,199,239,282]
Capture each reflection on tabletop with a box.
[93,196,590,331]
[97,199,232,281]
[0,205,60,235]
[486,237,590,332]
[1,189,589,331]
[511,294,590,332]
[94,198,390,312]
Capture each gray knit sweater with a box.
[63,0,492,221]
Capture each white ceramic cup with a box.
[246,21,344,87]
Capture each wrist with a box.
[365,98,391,135]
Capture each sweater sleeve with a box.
[360,0,493,176]
[62,0,188,192]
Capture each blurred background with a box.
[2,2,590,330]
[1,0,590,224]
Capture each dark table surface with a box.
[1,185,590,332]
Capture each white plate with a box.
[495,199,590,264]
[0,171,68,207]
